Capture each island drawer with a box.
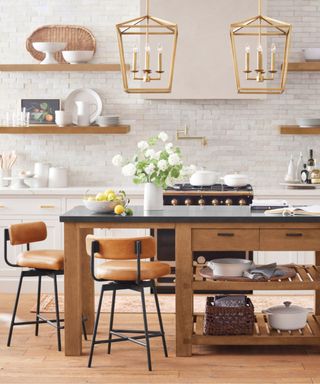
[260,229,320,251]
[191,229,259,251]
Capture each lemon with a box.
[104,189,115,196]
[114,205,125,215]
[96,192,107,201]
[107,192,116,201]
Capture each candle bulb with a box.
[257,44,263,71]
[144,44,150,71]
[132,46,138,72]
[157,44,163,72]
[270,43,276,72]
[245,45,250,72]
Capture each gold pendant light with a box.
[116,0,178,94]
[230,0,292,94]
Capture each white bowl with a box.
[302,48,320,61]
[296,118,320,127]
[83,199,122,213]
[33,42,66,64]
[62,50,94,64]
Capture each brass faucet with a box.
[176,125,207,146]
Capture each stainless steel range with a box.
[154,183,254,293]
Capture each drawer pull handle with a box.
[286,233,303,237]
[40,205,55,209]
[217,233,235,237]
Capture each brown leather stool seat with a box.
[17,250,64,271]
[95,260,170,281]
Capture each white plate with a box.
[280,182,318,189]
[64,88,102,125]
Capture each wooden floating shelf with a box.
[194,264,320,291]
[0,125,130,134]
[288,62,320,72]
[193,313,320,346]
[280,126,320,135]
[0,64,129,72]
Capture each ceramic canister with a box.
[48,167,68,188]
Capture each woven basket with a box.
[26,25,96,63]
[203,296,254,336]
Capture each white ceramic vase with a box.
[144,183,163,211]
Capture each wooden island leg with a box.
[64,223,83,356]
[315,251,320,315]
[80,227,94,334]
[175,224,193,357]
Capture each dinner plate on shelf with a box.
[64,88,102,125]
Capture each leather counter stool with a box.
[86,235,170,371]
[4,221,87,351]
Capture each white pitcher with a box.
[75,101,97,126]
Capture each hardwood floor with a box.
[1,293,320,383]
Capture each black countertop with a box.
[60,205,320,223]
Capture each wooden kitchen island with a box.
[60,205,320,357]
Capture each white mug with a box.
[55,111,72,127]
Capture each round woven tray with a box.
[26,25,96,64]
[199,266,296,281]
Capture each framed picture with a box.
[21,99,60,125]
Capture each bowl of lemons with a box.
[83,189,132,215]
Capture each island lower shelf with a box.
[193,313,320,345]
[193,264,320,291]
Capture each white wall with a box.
[0,0,319,188]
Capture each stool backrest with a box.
[9,221,47,245]
[86,235,155,260]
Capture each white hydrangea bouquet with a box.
[112,131,193,189]
[112,132,194,210]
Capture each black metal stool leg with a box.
[107,289,116,354]
[82,316,88,341]
[53,273,62,351]
[151,280,168,357]
[35,275,42,336]
[88,287,104,368]
[7,271,24,347]
[141,286,152,371]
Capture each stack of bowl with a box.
[96,115,120,127]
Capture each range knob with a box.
[171,198,178,206]
[212,199,219,206]
[225,198,233,206]
[239,198,247,206]
[185,198,192,206]
[198,198,206,206]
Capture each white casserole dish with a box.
[207,258,253,277]
[262,301,312,331]
[222,174,249,187]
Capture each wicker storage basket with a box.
[26,25,96,64]
[203,296,254,336]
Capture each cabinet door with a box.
[255,251,299,265]
[0,219,22,288]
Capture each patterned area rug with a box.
[31,294,314,314]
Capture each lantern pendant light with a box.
[230,0,292,94]
[116,0,178,94]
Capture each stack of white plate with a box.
[96,115,120,127]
